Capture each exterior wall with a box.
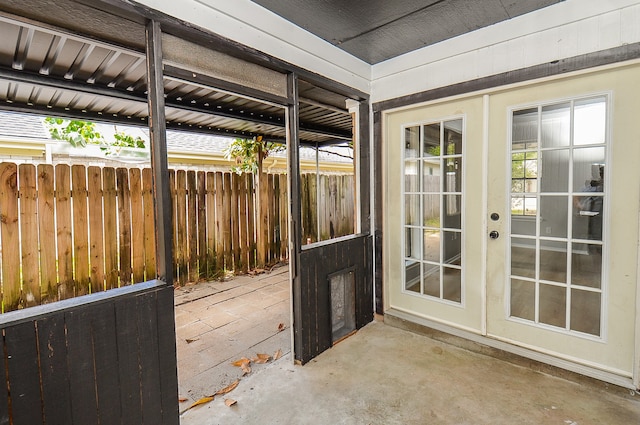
[371,0,640,103]
[134,0,370,94]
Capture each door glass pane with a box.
[572,147,605,192]
[423,194,439,227]
[405,260,421,293]
[422,160,440,191]
[570,289,601,336]
[511,215,536,236]
[444,157,462,192]
[443,231,461,265]
[405,194,419,226]
[540,196,568,238]
[541,102,570,148]
[571,242,601,289]
[423,123,440,157]
[572,196,603,241]
[511,237,535,278]
[443,267,461,302]
[539,284,566,328]
[444,119,463,155]
[512,107,538,150]
[404,160,419,192]
[539,240,567,283]
[510,279,535,321]
[405,227,421,260]
[540,149,569,192]
[423,230,440,262]
[443,195,461,229]
[405,126,420,158]
[423,263,440,297]
[574,97,606,146]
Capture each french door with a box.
[386,64,640,383]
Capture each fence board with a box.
[231,173,241,271]
[247,174,256,269]
[0,163,19,311]
[55,164,73,299]
[279,173,288,261]
[19,164,40,307]
[214,172,225,274]
[142,168,156,280]
[72,165,90,296]
[169,170,177,284]
[197,171,207,280]
[88,166,105,292]
[239,173,249,273]
[103,167,118,290]
[258,172,269,266]
[187,171,198,283]
[116,168,132,286]
[37,164,57,301]
[175,170,187,285]
[270,174,278,263]
[222,172,232,270]
[130,168,145,284]
[206,172,217,277]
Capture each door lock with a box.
[489,230,500,239]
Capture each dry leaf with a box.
[273,349,282,360]
[277,323,285,332]
[241,362,251,375]
[185,338,198,344]
[215,379,240,396]
[231,357,251,367]
[178,396,188,402]
[187,396,214,410]
[252,353,271,364]
[225,398,237,407]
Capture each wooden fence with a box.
[0,162,354,312]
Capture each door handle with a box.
[489,230,499,239]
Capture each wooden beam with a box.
[145,21,173,285]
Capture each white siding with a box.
[134,0,371,93]
[371,0,640,103]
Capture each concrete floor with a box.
[176,269,640,425]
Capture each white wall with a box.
[371,0,640,103]
[135,0,370,94]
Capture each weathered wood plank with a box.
[187,170,198,283]
[169,169,178,284]
[0,330,9,425]
[258,172,269,266]
[72,165,90,296]
[142,168,156,280]
[214,172,225,275]
[90,303,122,425]
[269,173,277,263]
[247,174,256,270]
[238,173,249,273]
[279,173,288,261]
[37,164,57,302]
[115,296,143,425]
[222,172,232,270]
[206,172,217,277]
[55,164,73,299]
[137,291,163,425]
[88,166,105,292]
[231,172,241,271]
[156,287,179,424]
[117,167,132,286]
[130,168,145,284]
[37,314,73,425]
[175,170,187,285]
[0,163,20,311]
[103,167,118,290]
[19,164,40,307]
[197,171,207,280]
[3,322,42,424]
[66,309,99,424]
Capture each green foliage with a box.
[44,117,146,154]
[44,117,103,148]
[224,136,284,175]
